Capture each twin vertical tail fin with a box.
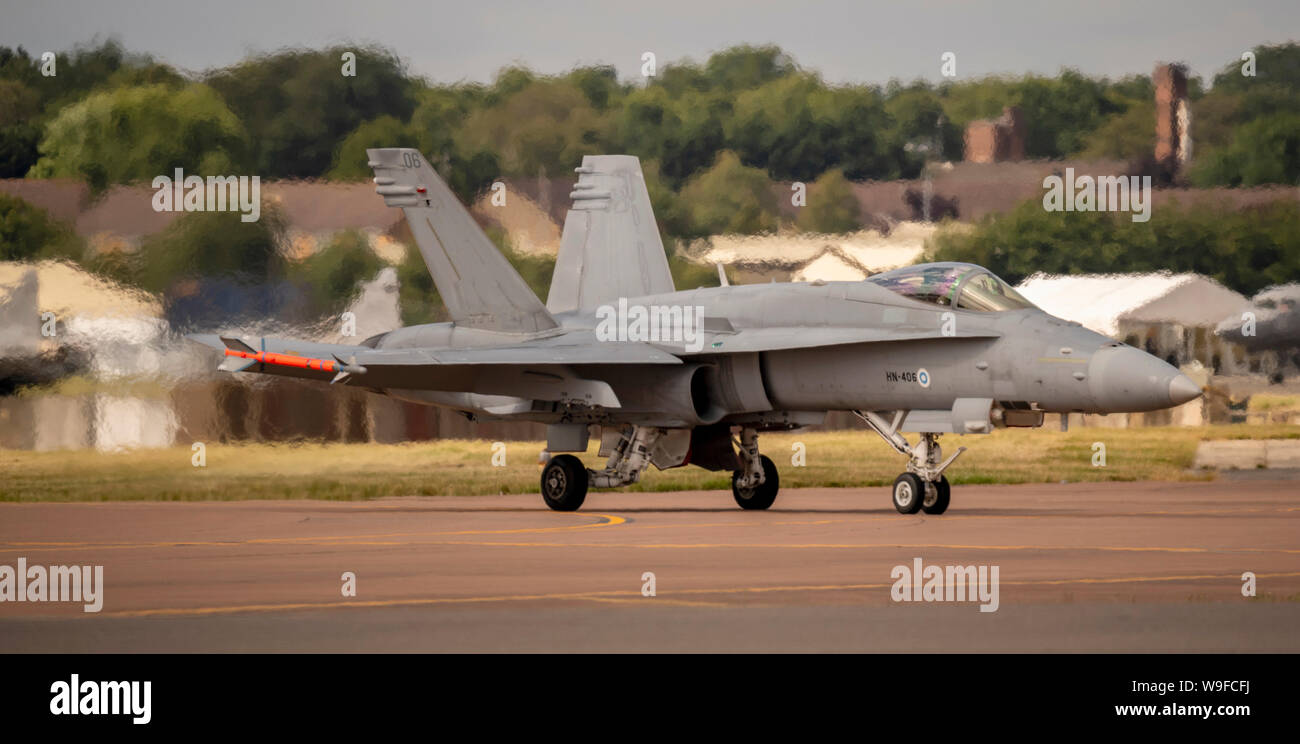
[367,148,558,334]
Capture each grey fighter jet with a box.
[1216,284,1300,382]
[190,149,1202,514]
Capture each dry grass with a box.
[1,424,1296,503]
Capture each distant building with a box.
[690,223,936,283]
[963,106,1025,163]
[1153,63,1191,172]
[1016,272,1251,373]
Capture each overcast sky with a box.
[2,0,1297,86]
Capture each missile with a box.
[216,338,366,383]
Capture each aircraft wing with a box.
[188,333,682,407]
[347,344,683,366]
[665,326,1002,355]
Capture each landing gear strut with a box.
[541,425,783,512]
[541,425,664,512]
[731,427,779,510]
[853,410,964,515]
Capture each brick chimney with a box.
[1154,63,1190,171]
[963,106,1025,163]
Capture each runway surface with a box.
[2,479,1298,652]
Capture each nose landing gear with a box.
[854,410,964,515]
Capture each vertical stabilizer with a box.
[547,155,676,313]
[367,148,557,334]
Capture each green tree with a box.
[726,74,840,180]
[884,84,961,175]
[206,46,416,178]
[28,83,246,191]
[329,88,500,203]
[679,151,779,235]
[0,41,178,178]
[329,115,418,180]
[617,86,726,186]
[928,198,1300,296]
[1190,112,1300,186]
[1074,101,1155,160]
[797,169,861,233]
[124,204,289,293]
[0,79,41,177]
[1211,42,1300,94]
[703,44,797,92]
[456,78,612,178]
[0,193,82,261]
[289,230,384,315]
[566,65,625,110]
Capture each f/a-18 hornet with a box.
[1216,284,1300,383]
[192,149,1203,514]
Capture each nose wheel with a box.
[891,473,924,514]
[855,410,963,516]
[921,475,951,514]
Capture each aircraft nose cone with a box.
[1088,345,1197,412]
[1169,373,1203,406]
[1215,316,1243,341]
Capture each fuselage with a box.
[373,268,1201,426]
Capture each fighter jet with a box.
[190,149,1202,514]
[1215,284,1300,383]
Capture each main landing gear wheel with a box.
[892,473,925,514]
[732,454,779,510]
[541,454,588,512]
[921,475,950,515]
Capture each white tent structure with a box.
[1016,272,1252,373]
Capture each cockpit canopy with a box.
[866,263,1037,312]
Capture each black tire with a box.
[921,475,951,515]
[732,454,779,510]
[541,454,588,512]
[892,473,925,514]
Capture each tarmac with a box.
[1,479,1298,652]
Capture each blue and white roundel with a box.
[917,368,931,388]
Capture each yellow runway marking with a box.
[7,503,1297,554]
[97,571,1300,618]
[421,539,1300,556]
[580,597,730,608]
[0,513,626,552]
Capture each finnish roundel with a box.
[917,368,931,388]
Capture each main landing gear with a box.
[540,425,782,512]
[853,410,965,515]
[731,427,779,510]
[541,425,663,512]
